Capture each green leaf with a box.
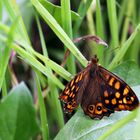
[134,87,140,139]
[55,86,140,140]
[39,0,80,24]
[0,82,40,140]
[112,60,140,86]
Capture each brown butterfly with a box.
[59,55,139,119]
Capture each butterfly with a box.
[59,55,139,119]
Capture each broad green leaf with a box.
[55,86,140,140]
[134,86,140,139]
[112,60,140,86]
[39,0,80,24]
[0,82,40,140]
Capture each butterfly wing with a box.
[81,63,139,119]
[99,66,139,111]
[60,55,139,119]
[81,67,114,119]
[59,69,89,113]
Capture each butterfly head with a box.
[91,55,99,64]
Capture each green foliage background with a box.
[0,0,140,140]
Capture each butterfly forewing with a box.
[59,69,89,113]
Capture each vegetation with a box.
[0,0,140,140]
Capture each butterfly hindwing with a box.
[81,71,114,119]
[80,57,139,119]
[99,66,139,111]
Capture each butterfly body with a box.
[59,55,139,119]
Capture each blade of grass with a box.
[96,0,106,65]
[2,0,30,44]
[108,23,140,70]
[2,79,7,97]
[35,15,48,57]
[107,0,119,48]
[0,17,19,93]
[96,0,106,40]
[61,0,73,38]
[134,107,140,139]
[2,0,72,91]
[31,0,87,67]
[13,44,65,89]
[130,31,140,63]
[87,2,96,36]
[129,1,140,62]
[118,0,127,32]
[0,43,11,93]
[29,49,73,81]
[36,15,64,128]
[61,0,76,74]
[0,22,10,33]
[0,0,2,20]
[0,31,72,84]
[0,22,72,81]
[131,1,137,26]
[0,38,65,89]
[35,71,49,140]
[73,0,94,35]
[86,2,101,62]
[120,0,134,45]
[39,0,80,24]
